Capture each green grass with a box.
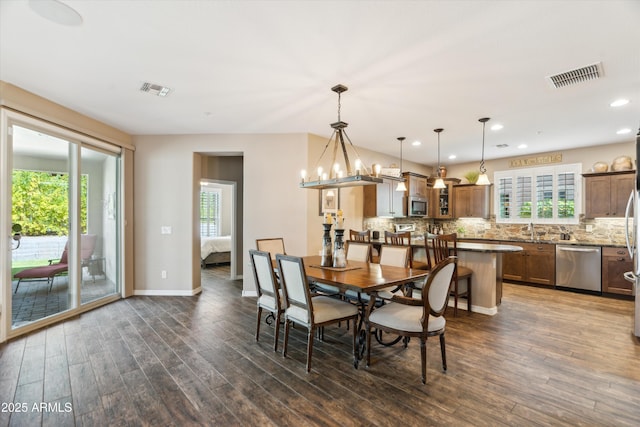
[11,259,49,278]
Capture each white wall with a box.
[133,133,310,295]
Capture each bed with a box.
[201,235,232,267]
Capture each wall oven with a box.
[407,196,428,217]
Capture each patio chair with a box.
[13,234,97,293]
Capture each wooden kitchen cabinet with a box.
[404,172,428,198]
[602,247,633,295]
[502,242,555,286]
[584,170,634,218]
[363,177,405,218]
[428,177,459,219]
[453,184,491,218]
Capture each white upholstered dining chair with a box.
[276,254,359,372]
[366,256,457,384]
[249,249,284,351]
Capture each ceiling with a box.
[1,0,639,166]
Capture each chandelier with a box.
[300,84,383,190]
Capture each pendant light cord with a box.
[479,118,490,174]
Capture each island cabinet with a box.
[363,177,405,218]
[602,247,633,295]
[453,184,491,218]
[502,242,555,286]
[584,170,634,218]
[428,177,459,219]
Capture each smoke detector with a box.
[140,82,171,97]
[546,62,603,88]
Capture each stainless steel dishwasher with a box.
[555,245,602,292]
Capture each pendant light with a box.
[395,137,407,192]
[476,117,492,186]
[433,128,446,189]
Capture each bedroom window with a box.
[494,163,581,224]
[200,188,221,237]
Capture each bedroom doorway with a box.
[200,180,236,279]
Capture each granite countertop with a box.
[458,236,626,248]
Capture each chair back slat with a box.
[349,229,371,242]
[432,233,458,263]
[346,242,371,262]
[256,238,286,260]
[379,245,410,268]
[384,231,411,246]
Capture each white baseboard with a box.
[134,287,202,296]
[447,299,497,316]
[242,290,258,297]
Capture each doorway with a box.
[200,180,236,279]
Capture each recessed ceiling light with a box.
[412,140,421,146]
[448,154,456,160]
[491,124,504,131]
[610,99,630,107]
[518,143,528,149]
[29,0,83,26]
[617,128,632,135]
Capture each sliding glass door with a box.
[2,112,121,338]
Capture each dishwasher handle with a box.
[557,246,600,253]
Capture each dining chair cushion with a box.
[368,303,446,333]
[311,296,359,324]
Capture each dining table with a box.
[301,255,430,367]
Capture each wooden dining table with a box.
[301,255,430,367]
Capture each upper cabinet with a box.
[363,177,405,218]
[429,177,459,219]
[584,170,634,218]
[404,172,428,199]
[453,184,491,218]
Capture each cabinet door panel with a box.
[610,174,634,217]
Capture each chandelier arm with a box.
[341,130,372,175]
[330,133,340,178]
[312,129,338,172]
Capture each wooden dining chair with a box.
[366,257,457,384]
[276,254,359,372]
[382,230,428,269]
[256,238,286,260]
[349,229,371,242]
[432,233,472,316]
[384,231,411,245]
[249,249,284,351]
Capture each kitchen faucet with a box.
[529,222,535,241]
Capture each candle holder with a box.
[333,228,346,268]
[321,223,333,267]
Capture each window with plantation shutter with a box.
[200,188,221,237]
[495,163,581,224]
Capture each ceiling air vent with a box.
[140,82,171,97]
[546,62,603,88]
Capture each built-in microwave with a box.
[407,196,428,217]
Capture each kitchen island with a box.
[373,239,523,315]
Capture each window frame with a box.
[200,187,221,237]
[494,163,582,225]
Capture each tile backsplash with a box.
[363,216,628,246]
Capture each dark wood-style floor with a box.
[1,265,639,426]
